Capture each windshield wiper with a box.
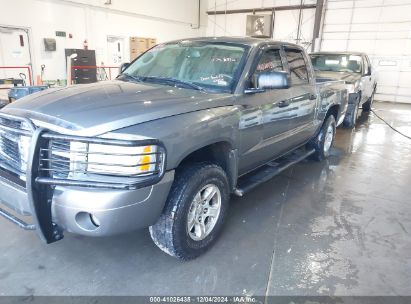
[120,74,206,92]
[120,73,145,82]
[142,76,206,92]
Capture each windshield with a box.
[310,54,362,73]
[119,41,248,93]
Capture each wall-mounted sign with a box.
[56,31,66,37]
[44,38,56,51]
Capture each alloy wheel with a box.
[187,184,222,241]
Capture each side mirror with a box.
[119,62,130,74]
[257,71,290,90]
[367,66,372,76]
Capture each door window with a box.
[363,56,369,76]
[284,49,309,85]
[251,48,284,88]
[364,56,372,75]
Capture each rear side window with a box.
[284,49,309,85]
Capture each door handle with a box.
[309,94,317,100]
[278,100,290,108]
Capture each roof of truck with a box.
[310,51,367,56]
[164,36,302,48]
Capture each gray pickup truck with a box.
[0,37,347,260]
[310,52,377,127]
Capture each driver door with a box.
[238,46,293,174]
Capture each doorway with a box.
[0,26,32,81]
[0,26,33,101]
[105,35,125,79]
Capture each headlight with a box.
[346,83,355,94]
[50,140,162,179]
[18,121,33,174]
[18,135,31,173]
[87,144,158,176]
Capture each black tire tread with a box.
[309,115,336,161]
[343,102,358,128]
[362,88,376,112]
[149,162,229,260]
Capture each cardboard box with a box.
[147,39,157,47]
[130,50,143,61]
[129,37,156,60]
[130,37,146,43]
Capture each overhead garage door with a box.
[320,0,411,103]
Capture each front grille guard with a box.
[0,112,167,243]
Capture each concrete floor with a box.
[0,101,410,297]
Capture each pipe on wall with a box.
[206,4,317,15]
[41,0,195,26]
[191,0,201,29]
[311,0,326,52]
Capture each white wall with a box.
[320,0,411,103]
[206,0,316,50]
[0,0,208,82]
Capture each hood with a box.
[2,80,234,136]
[314,71,361,84]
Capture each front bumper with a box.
[0,113,173,242]
[52,170,174,236]
[0,162,174,239]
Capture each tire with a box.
[343,94,360,128]
[309,115,336,161]
[149,162,230,260]
[362,86,376,112]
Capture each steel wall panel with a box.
[321,0,411,103]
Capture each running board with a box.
[233,148,315,197]
[0,207,36,230]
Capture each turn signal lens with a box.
[140,146,153,172]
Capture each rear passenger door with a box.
[283,47,318,145]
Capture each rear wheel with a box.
[309,115,336,161]
[149,163,229,260]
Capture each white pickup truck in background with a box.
[310,52,377,128]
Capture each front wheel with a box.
[309,115,336,161]
[149,163,230,260]
[362,87,376,112]
[343,99,360,128]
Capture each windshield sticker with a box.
[200,74,228,86]
[211,56,237,63]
